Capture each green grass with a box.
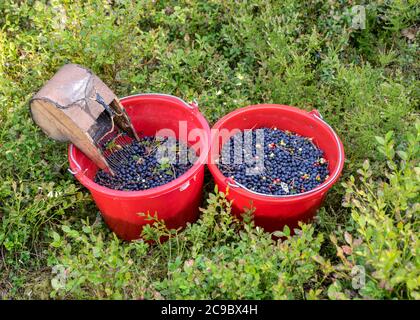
[0,0,419,299]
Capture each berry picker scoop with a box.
[30,66,210,240]
[30,64,139,176]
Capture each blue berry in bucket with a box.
[217,127,329,196]
[94,136,196,191]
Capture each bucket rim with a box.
[68,93,210,198]
[207,104,345,200]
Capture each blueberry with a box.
[217,127,329,196]
[94,136,194,191]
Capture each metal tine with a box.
[106,158,118,167]
[104,147,123,161]
[102,131,139,171]
[108,154,122,163]
[98,125,146,174]
[104,150,120,161]
[109,153,127,167]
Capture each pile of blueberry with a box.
[217,127,329,196]
[95,136,196,191]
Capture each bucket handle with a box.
[190,99,199,110]
[68,144,83,176]
[68,168,78,175]
[309,109,323,119]
[226,177,239,188]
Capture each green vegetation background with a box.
[0,0,419,299]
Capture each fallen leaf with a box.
[344,231,353,245]
[342,245,353,255]
[402,28,417,40]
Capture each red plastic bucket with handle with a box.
[68,94,210,240]
[208,104,345,233]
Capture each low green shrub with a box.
[49,219,151,299]
[321,126,420,299]
[49,188,326,300]
[153,191,325,300]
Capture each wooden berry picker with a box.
[30,64,210,240]
[30,64,139,176]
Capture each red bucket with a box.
[68,94,210,240]
[208,104,345,233]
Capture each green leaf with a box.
[92,246,101,258]
[344,231,353,245]
[50,232,62,248]
[272,231,285,237]
[82,225,91,234]
[362,159,370,170]
[61,225,71,234]
[397,150,408,161]
[52,231,60,242]
[327,281,347,300]
[283,225,290,237]
[375,136,385,145]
